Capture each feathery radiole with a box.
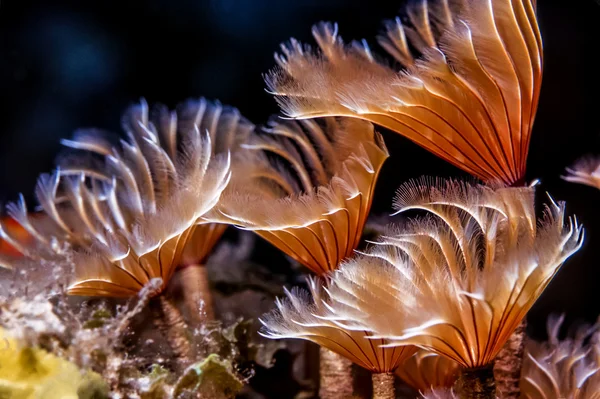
[395,349,461,395]
[521,314,600,399]
[307,180,582,398]
[0,99,250,365]
[563,156,600,191]
[212,116,389,398]
[260,276,416,399]
[521,315,600,399]
[267,0,544,394]
[214,117,388,275]
[267,0,542,187]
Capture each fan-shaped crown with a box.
[318,181,582,368]
[267,0,542,185]
[260,276,415,373]
[213,117,388,275]
[0,99,253,297]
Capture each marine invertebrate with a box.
[1,99,239,296]
[260,276,416,399]
[267,0,544,393]
[0,99,250,364]
[267,0,542,186]
[318,179,583,397]
[420,388,459,399]
[563,156,600,190]
[215,117,388,275]
[520,315,600,399]
[396,349,460,394]
[214,116,388,397]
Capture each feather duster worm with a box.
[1,99,243,297]
[520,315,600,399]
[318,180,583,397]
[64,99,251,298]
[563,156,600,190]
[260,277,416,399]
[214,117,388,276]
[0,99,249,365]
[172,99,254,264]
[213,116,388,398]
[396,349,460,394]
[266,0,542,186]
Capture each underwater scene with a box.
[1,0,599,397]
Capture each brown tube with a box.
[454,363,496,399]
[179,264,215,323]
[319,347,355,399]
[372,372,395,399]
[152,295,192,369]
[494,319,526,398]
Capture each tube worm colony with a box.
[0,0,596,397]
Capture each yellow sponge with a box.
[0,328,108,399]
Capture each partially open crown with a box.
[213,117,388,275]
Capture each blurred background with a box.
[1,0,599,338]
